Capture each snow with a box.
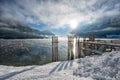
[74,51,120,80]
[0,51,120,80]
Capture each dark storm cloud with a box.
[72,13,120,37]
[0,0,120,37]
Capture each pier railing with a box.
[52,36,120,61]
[77,39,120,57]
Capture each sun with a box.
[69,19,79,29]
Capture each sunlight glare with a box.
[69,19,79,29]
[73,38,76,59]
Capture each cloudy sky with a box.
[0,0,120,36]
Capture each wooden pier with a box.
[77,37,120,57]
[52,36,120,61]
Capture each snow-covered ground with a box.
[74,51,120,80]
[0,51,120,80]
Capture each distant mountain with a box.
[0,18,54,39]
[41,30,54,35]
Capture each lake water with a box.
[0,38,68,66]
[0,38,119,66]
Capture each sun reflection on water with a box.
[73,38,76,59]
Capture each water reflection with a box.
[0,38,68,66]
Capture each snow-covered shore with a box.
[74,51,120,80]
[0,51,120,80]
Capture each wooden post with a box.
[75,37,78,58]
[52,36,58,62]
[110,40,113,51]
[78,38,82,58]
[85,39,88,56]
[74,37,78,59]
[68,36,74,60]
[83,38,87,56]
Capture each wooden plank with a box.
[82,48,103,55]
[81,41,120,47]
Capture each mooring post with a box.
[110,40,113,51]
[68,36,74,60]
[82,38,85,57]
[76,37,78,59]
[83,38,86,56]
[52,36,58,62]
[78,38,82,58]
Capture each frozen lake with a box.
[0,38,68,66]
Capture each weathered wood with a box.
[81,41,120,47]
[83,38,89,56]
[78,38,81,58]
[82,48,103,55]
[68,36,74,60]
[52,36,58,62]
[51,36,119,61]
[80,39,120,56]
[75,37,78,59]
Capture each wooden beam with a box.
[52,36,58,62]
[81,41,120,47]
